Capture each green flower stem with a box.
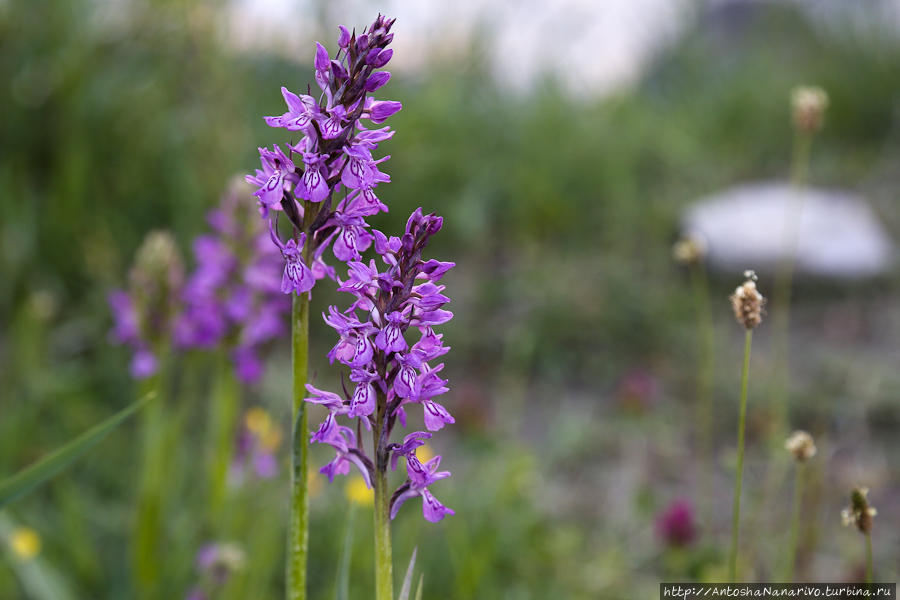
[288,291,310,600]
[208,353,240,524]
[785,463,804,582]
[690,261,715,514]
[865,532,873,585]
[373,390,393,600]
[134,373,164,600]
[373,464,393,600]
[729,329,753,583]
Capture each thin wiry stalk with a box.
[690,261,715,514]
[865,532,873,585]
[729,329,753,582]
[785,463,804,582]
[770,132,812,433]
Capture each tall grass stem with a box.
[690,262,715,513]
[133,372,164,599]
[785,463,803,582]
[208,353,240,524]
[729,329,753,582]
[865,532,873,585]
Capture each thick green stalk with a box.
[207,353,240,524]
[134,373,164,600]
[690,262,715,513]
[373,464,393,600]
[785,464,803,582]
[864,533,873,585]
[288,292,310,600]
[373,388,393,600]
[728,329,753,582]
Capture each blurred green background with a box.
[2,0,899,598]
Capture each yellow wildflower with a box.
[9,527,41,560]
[345,475,373,506]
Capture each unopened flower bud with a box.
[785,430,816,462]
[672,233,707,266]
[791,85,828,135]
[841,487,877,534]
[337,25,351,48]
[365,71,390,92]
[730,270,765,330]
[129,230,184,320]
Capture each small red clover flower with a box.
[245,15,455,522]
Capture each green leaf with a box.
[414,574,424,600]
[0,392,154,508]
[334,505,356,600]
[397,547,418,600]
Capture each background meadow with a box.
[1,0,899,598]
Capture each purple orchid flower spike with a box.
[305,204,455,523]
[172,180,291,383]
[247,13,402,299]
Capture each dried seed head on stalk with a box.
[791,85,829,135]
[730,270,765,330]
[842,487,877,534]
[785,430,817,462]
[672,233,707,266]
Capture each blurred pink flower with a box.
[656,499,696,548]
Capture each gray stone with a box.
[682,181,895,279]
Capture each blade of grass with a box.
[397,547,418,600]
[0,392,154,508]
[335,505,356,600]
[414,574,423,600]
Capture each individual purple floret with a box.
[245,14,401,296]
[109,231,184,379]
[175,180,291,383]
[306,208,455,522]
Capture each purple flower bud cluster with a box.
[109,231,184,379]
[174,182,290,383]
[245,14,401,295]
[109,184,290,382]
[306,209,455,523]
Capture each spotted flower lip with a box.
[264,87,319,131]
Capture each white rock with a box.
[682,182,895,278]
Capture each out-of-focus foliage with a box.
[2,0,899,598]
